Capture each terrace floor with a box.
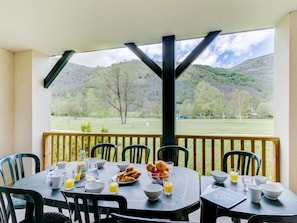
[15,205,248,222]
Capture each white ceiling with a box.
[1,0,297,56]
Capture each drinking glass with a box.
[109,179,119,194]
[230,168,239,183]
[163,177,174,196]
[166,161,174,172]
[86,158,98,180]
[73,168,82,182]
[241,175,253,192]
[64,174,75,190]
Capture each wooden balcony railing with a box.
[43,131,280,181]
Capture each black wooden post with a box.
[162,35,176,146]
[162,35,176,162]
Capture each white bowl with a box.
[85,181,105,193]
[117,161,130,171]
[57,161,68,169]
[143,184,163,201]
[211,170,228,184]
[261,183,283,200]
[97,159,106,169]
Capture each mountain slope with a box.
[51,54,273,116]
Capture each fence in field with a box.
[43,132,280,181]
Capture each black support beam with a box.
[126,31,220,162]
[162,35,176,146]
[44,50,75,88]
[125,43,162,78]
[176,30,221,78]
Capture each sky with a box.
[68,28,274,69]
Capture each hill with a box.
[50,54,273,117]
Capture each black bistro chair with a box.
[0,186,70,223]
[122,144,151,164]
[248,214,297,223]
[222,150,262,175]
[221,150,261,223]
[61,190,127,223]
[91,143,118,161]
[0,153,41,214]
[157,145,189,167]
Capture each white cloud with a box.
[68,29,274,69]
[70,47,138,67]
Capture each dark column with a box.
[162,35,176,146]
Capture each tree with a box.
[101,64,135,124]
[256,102,273,118]
[229,89,250,120]
[193,81,225,118]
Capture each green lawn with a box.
[51,117,273,135]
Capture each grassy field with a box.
[51,116,273,135]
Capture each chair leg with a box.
[232,217,240,223]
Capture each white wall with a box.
[274,11,297,193]
[14,50,51,168]
[14,51,33,154]
[0,48,14,157]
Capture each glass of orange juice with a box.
[109,179,119,194]
[163,177,174,195]
[73,169,82,182]
[230,168,239,183]
[64,174,75,190]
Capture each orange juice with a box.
[64,178,75,190]
[230,170,239,183]
[163,181,173,195]
[77,161,87,177]
[109,181,119,193]
[74,172,81,182]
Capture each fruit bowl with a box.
[146,161,171,184]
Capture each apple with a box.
[155,160,167,171]
[146,163,156,172]
[151,171,161,179]
[160,170,170,180]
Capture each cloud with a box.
[68,29,274,69]
[69,47,138,67]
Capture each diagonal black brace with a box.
[125,42,162,78]
[176,30,221,78]
[44,50,75,88]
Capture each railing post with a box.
[43,133,52,170]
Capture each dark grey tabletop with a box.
[200,176,297,223]
[14,162,200,220]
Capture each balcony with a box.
[43,131,280,181]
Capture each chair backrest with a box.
[157,145,189,167]
[222,150,261,175]
[91,143,118,161]
[248,214,297,223]
[122,144,150,164]
[61,190,127,223]
[111,213,197,223]
[0,153,40,186]
[0,186,44,223]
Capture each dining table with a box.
[13,161,200,220]
[200,175,297,223]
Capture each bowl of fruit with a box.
[146,160,171,184]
